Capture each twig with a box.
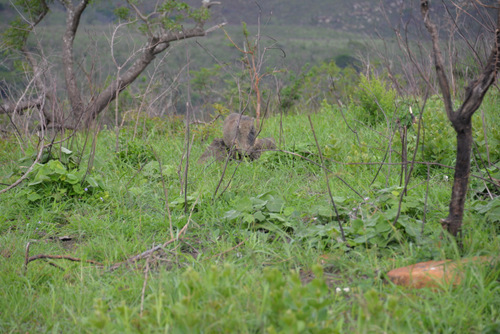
[25,252,103,269]
[108,196,199,271]
[276,149,365,200]
[0,130,45,194]
[152,148,174,239]
[421,163,431,237]
[308,115,346,243]
[140,252,153,317]
[392,90,429,226]
[206,238,247,260]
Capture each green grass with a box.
[1,95,500,333]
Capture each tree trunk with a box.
[421,0,500,238]
[442,122,473,236]
[61,0,89,125]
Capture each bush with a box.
[352,72,396,124]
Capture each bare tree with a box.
[420,0,500,237]
[1,0,223,129]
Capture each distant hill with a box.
[194,0,498,35]
[1,0,497,35]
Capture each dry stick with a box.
[399,124,408,194]
[275,149,364,201]
[184,44,192,214]
[108,196,199,272]
[1,104,26,149]
[479,109,492,166]
[308,115,346,243]
[26,254,103,267]
[45,261,65,271]
[334,94,397,187]
[139,252,153,318]
[24,242,32,271]
[392,92,429,226]
[0,102,46,194]
[184,105,191,214]
[205,238,247,260]
[472,141,498,198]
[212,113,247,201]
[217,160,244,199]
[152,148,174,239]
[124,162,148,190]
[24,241,102,271]
[421,163,431,237]
[82,118,102,186]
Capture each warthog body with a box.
[198,113,275,163]
[223,113,256,156]
[249,137,276,160]
[197,138,228,163]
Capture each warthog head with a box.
[223,113,256,155]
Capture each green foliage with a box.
[223,191,290,231]
[473,197,500,225]
[154,1,208,31]
[2,18,30,50]
[1,100,499,333]
[299,61,359,110]
[116,137,155,167]
[113,7,130,21]
[263,266,334,333]
[279,71,305,112]
[352,71,396,124]
[334,53,361,70]
[223,187,430,250]
[2,0,50,50]
[16,148,106,203]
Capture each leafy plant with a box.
[223,191,293,233]
[472,196,500,225]
[18,148,106,203]
[116,137,155,167]
[352,71,396,124]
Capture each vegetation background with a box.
[0,0,499,332]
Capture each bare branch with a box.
[420,0,455,119]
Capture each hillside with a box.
[1,0,497,35]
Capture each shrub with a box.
[352,72,396,124]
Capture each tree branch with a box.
[458,5,500,122]
[420,0,455,119]
[85,3,222,124]
[61,0,89,119]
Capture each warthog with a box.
[223,113,256,157]
[249,137,276,160]
[198,113,275,163]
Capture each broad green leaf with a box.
[283,206,296,216]
[242,213,255,224]
[223,210,240,221]
[316,205,333,218]
[61,147,72,154]
[65,173,79,184]
[72,183,84,195]
[251,198,267,210]
[27,192,42,202]
[253,211,266,222]
[235,197,253,212]
[266,197,284,213]
[375,219,392,233]
[268,213,286,223]
[86,176,99,188]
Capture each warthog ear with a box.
[248,126,256,143]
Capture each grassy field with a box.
[1,91,499,332]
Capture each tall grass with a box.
[0,95,499,332]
